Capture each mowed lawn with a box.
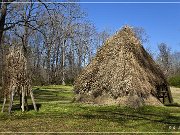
[0,85,180,133]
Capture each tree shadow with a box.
[33,89,72,102]
[77,106,180,130]
[165,103,180,107]
[11,103,42,111]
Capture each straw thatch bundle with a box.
[1,45,37,113]
[3,46,29,95]
[74,26,173,108]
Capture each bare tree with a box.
[157,43,172,77]
[95,29,111,50]
[0,0,116,89]
[133,26,149,44]
[170,52,180,76]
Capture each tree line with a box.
[157,43,180,78]
[0,0,111,87]
[0,0,179,89]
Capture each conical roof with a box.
[74,26,173,107]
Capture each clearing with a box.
[0,85,180,133]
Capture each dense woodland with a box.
[0,0,180,89]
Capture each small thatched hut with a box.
[74,26,173,108]
[1,45,37,113]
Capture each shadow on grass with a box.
[12,104,42,111]
[34,87,72,90]
[165,103,180,107]
[77,106,180,129]
[33,89,73,102]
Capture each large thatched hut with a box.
[74,26,173,108]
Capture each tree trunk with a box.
[55,43,60,83]
[62,39,66,85]
[0,2,7,47]
[0,2,7,99]
[47,48,51,84]
[21,86,25,112]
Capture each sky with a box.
[80,0,180,54]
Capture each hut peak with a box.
[105,25,140,48]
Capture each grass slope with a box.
[0,85,180,133]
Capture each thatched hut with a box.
[74,26,173,108]
[1,45,37,113]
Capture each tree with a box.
[133,27,154,57]
[170,52,180,76]
[0,0,55,102]
[157,43,172,77]
[133,26,149,44]
[95,29,111,50]
[0,0,15,98]
[1,0,141,89]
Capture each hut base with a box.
[75,93,163,108]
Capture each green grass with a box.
[32,85,73,102]
[168,76,180,88]
[0,85,180,133]
[171,87,180,104]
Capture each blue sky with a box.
[80,0,180,54]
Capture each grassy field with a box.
[171,87,180,104]
[0,85,180,133]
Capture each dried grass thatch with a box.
[74,26,173,108]
[1,45,37,113]
[3,46,29,94]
